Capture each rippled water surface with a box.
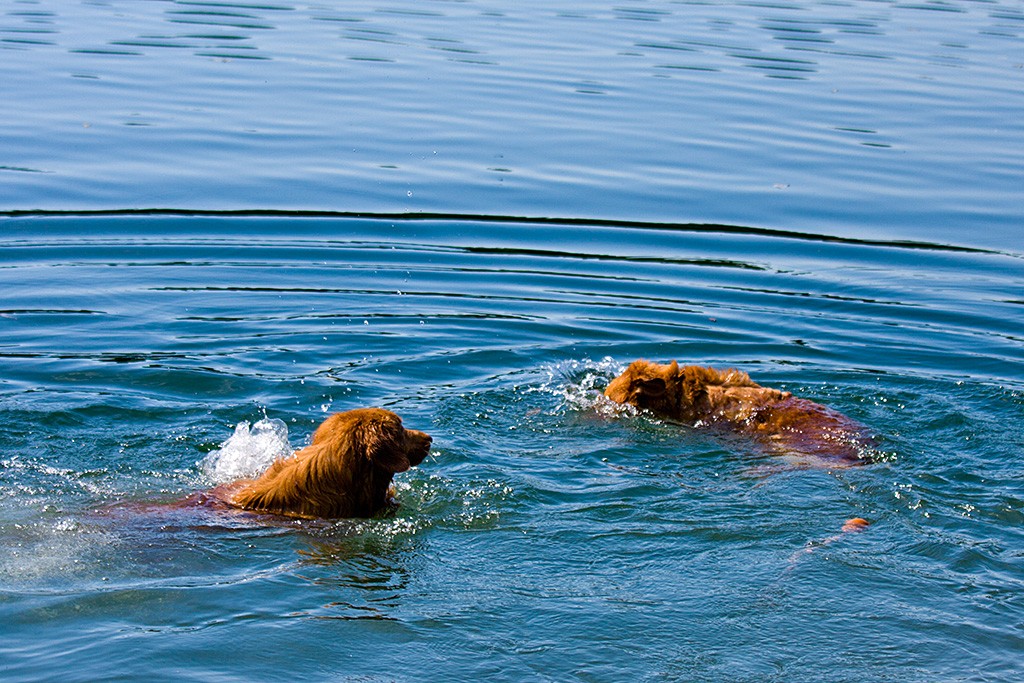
[2,217,1022,681]
[3,0,1023,247]
[3,1,1024,681]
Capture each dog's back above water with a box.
[604,359,872,466]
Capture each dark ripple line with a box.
[0,209,1001,255]
[463,247,767,271]
[719,285,914,307]
[149,285,701,316]
[0,309,105,315]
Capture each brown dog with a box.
[209,408,432,519]
[604,360,870,464]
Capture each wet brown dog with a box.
[604,360,870,465]
[207,408,432,519]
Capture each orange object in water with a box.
[842,517,871,533]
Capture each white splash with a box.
[532,357,635,417]
[200,418,293,484]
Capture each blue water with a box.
[3,2,1024,682]
[3,0,1023,248]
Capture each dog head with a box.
[312,407,432,474]
[604,359,690,418]
[604,360,767,422]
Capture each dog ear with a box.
[363,417,412,473]
[636,377,667,397]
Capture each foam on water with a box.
[199,418,292,484]
[0,517,119,587]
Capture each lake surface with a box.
[2,1,1023,682]
[3,0,1023,248]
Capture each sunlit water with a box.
[3,0,1024,681]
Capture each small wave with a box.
[0,455,113,498]
[199,418,292,484]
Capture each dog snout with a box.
[405,429,433,466]
[409,429,431,445]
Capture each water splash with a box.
[532,357,638,417]
[200,418,292,484]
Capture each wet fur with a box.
[224,408,432,519]
[605,359,870,464]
